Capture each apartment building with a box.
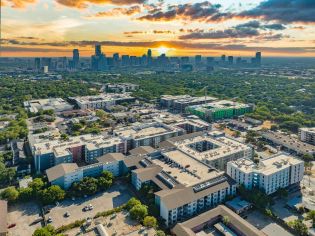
[160,131,253,171]
[24,98,73,113]
[186,100,253,122]
[71,93,135,110]
[171,205,264,236]
[46,153,124,189]
[299,127,315,146]
[226,153,304,195]
[114,122,184,153]
[125,150,236,227]
[160,95,217,113]
[29,133,124,172]
[262,131,315,156]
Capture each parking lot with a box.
[7,201,42,236]
[46,184,133,228]
[245,210,294,236]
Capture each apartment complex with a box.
[114,122,184,152]
[172,205,264,236]
[160,132,253,171]
[46,153,124,189]
[24,98,73,113]
[227,153,304,195]
[29,133,124,172]
[125,149,236,227]
[186,100,253,122]
[71,93,135,110]
[299,127,315,146]
[160,95,217,113]
[262,131,315,156]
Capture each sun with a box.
[157,46,169,55]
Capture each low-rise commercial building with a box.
[262,131,315,156]
[46,153,124,189]
[186,100,253,122]
[171,205,264,236]
[160,95,217,113]
[24,98,73,113]
[29,133,124,172]
[71,93,135,110]
[299,127,315,146]
[227,153,304,195]
[160,132,252,171]
[114,122,184,152]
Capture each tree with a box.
[1,186,19,202]
[306,210,315,226]
[39,185,65,205]
[70,177,98,196]
[129,204,148,222]
[223,215,230,225]
[33,225,56,236]
[155,231,166,236]
[125,197,141,210]
[29,178,45,195]
[101,170,114,181]
[97,177,112,191]
[288,220,308,236]
[60,133,69,141]
[143,216,157,228]
[18,187,34,201]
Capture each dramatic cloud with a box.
[179,28,260,39]
[137,1,231,22]
[55,0,145,8]
[2,0,37,8]
[91,5,141,17]
[239,0,315,23]
[235,20,286,30]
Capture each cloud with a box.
[55,0,145,8]
[179,28,260,40]
[137,1,231,22]
[235,20,286,30]
[238,0,315,23]
[2,0,37,8]
[91,5,141,17]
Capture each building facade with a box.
[226,153,304,195]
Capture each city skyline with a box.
[1,0,315,57]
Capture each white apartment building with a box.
[114,122,184,152]
[71,93,135,110]
[226,153,304,195]
[299,127,315,146]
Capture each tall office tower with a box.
[147,49,152,58]
[121,55,130,66]
[228,56,234,65]
[34,58,41,71]
[236,57,242,64]
[255,52,261,65]
[113,53,119,61]
[181,57,189,64]
[73,49,79,68]
[221,54,226,62]
[195,55,202,65]
[95,44,102,56]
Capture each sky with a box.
[1,0,315,57]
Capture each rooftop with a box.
[169,134,251,163]
[262,131,315,154]
[24,98,73,113]
[114,122,182,140]
[189,100,251,113]
[46,163,79,182]
[229,153,303,175]
[172,205,264,236]
[72,93,134,105]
